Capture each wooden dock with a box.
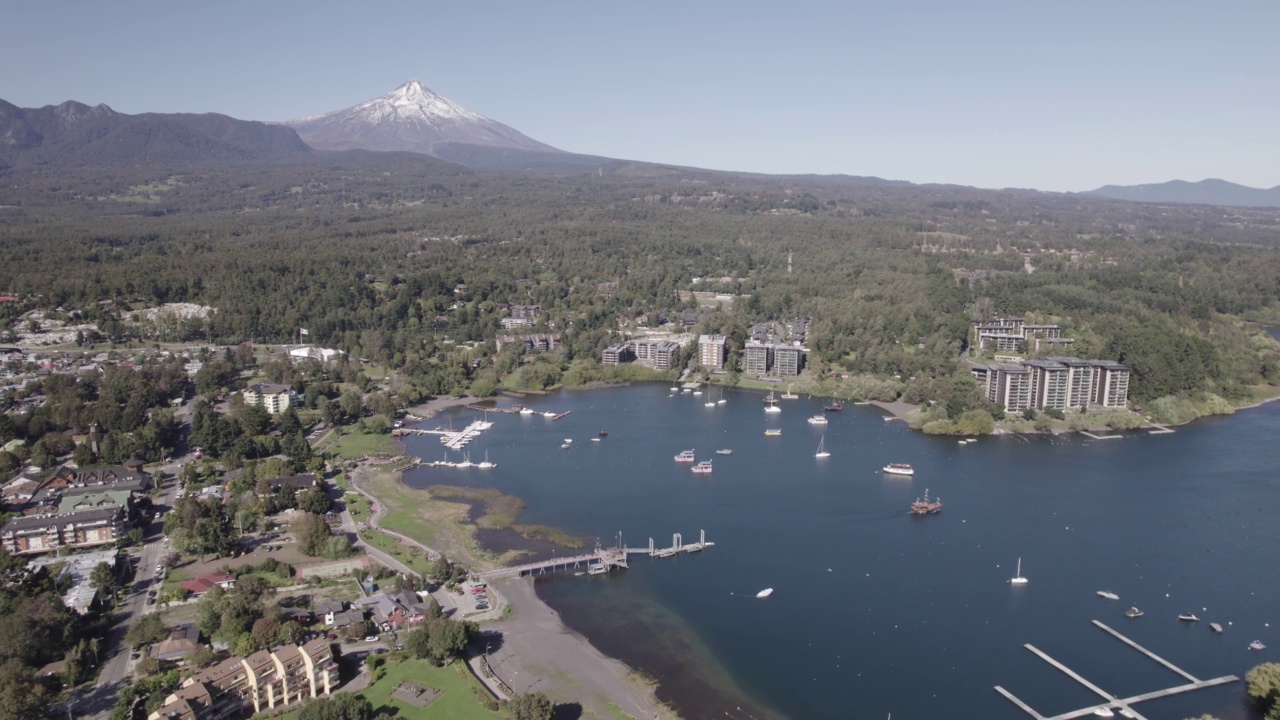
[478,529,714,581]
[994,619,1238,720]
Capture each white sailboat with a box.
[815,435,831,458]
[1010,557,1028,585]
[477,451,496,469]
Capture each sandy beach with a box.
[404,394,486,419]
[485,577,676,720]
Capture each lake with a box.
[400,385,1280,720]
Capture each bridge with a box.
[479,529,715,581]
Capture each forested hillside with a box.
[2,155,1279,409]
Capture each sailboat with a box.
[764,392,781,413]
[705,387,717,407]
[815,435,831,458]
[781,384,799,399]
[1009,558,1028,584]
[477,451,496,469]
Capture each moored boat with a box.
[815,435,830,458]
[1124,606,1143,618]
[807,414,828,425]
[674,449,696,462]
[1097,590,1120,600]
[1009,557,1028,585]
[519,407,535,415]
[764,392,781,413]
[883,463,914,476]
[824,398,844,411]
[1210,622,1224,634]
[1092,710,1115,718]
[764,429,782,437]
[1178,613,1199,622]
[1250,640,1267,651]
[756,588,774,598]
[599,431,609,437]
[715,448,733,455]
[692,460,714,474]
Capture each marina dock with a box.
[994,619,1238,720]
[394,419,494,449]
[479,529,715,581]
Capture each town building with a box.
[147,638,338,720]
[150,623,202,663]
[743,342,771,375]
[353,588,428,630]
[510,304,541,320]
[288,346,344,362]
[1090,360,1131,408]
[26,547,119,614]
[772,346,805,377]
[500,317,534,330]
[243,383,292,414]
[1,506,125,555]
[971,356,1129,412]
[600,342,634,366]
[496,333,561,353]
[698,335,727,370]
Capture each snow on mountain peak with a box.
[351,80,486,126]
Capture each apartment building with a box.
[698,335,727,370]
[773,346,805,377]
[1024,359,1069,411]
[743,342,771,375]
[600,342,634,366]
[1090,360,1131,408]
[243,383,292,414]
[148,638,338,720]
[1,506,125,555]
[972,357,1129,413]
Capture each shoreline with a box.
[363,420,680,720]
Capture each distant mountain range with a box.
[0,98,310,168]
[1085,179,1280,208]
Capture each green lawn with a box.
[346,493,371,524]
[360,657,503,720]
[359,529,435,577]
[331,429,394,459]
[332,472,350,491]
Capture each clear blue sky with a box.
[3,1,1277,192]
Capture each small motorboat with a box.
[1250,640,1267,651]
[599,431,609,437]
[519,407,535,415]
[1210,623,1224,634]
[883,463,914,476]
[715,449,733,455]
[1092,709,1115,718]
[591,438,601,442]
[755,588,773,598]
[560,443,570,450]
[1097,590,1120,600]
[1124,606,1143,618]
[1178,613,1200,622]
[764,429,782,437]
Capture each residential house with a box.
[151,623,202,663]
[353,588,427,629]
[181,573,237,598]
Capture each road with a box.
[79,451,187,719]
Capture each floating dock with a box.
[994,619,1238,720]
[394,419,494,449]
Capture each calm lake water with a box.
[401,385,1280,720]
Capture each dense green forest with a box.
[2,156,1280,411]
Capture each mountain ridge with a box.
[1085,178,1280,208]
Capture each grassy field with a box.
[331,428,394,459]
[359,529,436,577]
[362,471,501,569]
[360,657,503,720]
[345,492,371,524]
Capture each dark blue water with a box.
[401,386,1280,720]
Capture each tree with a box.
[251,617,281,650]
[72,440,95,466]
[89,561,117,594]
[298,485,332,515]
[296,694,375,720]
[1247,662,1280,706]
[293,512,333,557]
[29,440,52,468]
[126,613,168,648]
[507,692,554,720]
[0,659,48,720]
[240,403,272,437]
[278,619,305,645]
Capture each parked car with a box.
[364,636,378,642]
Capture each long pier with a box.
[994,620,1238,720]
[479,529,715,581]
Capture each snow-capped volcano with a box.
[287,81,559,156]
